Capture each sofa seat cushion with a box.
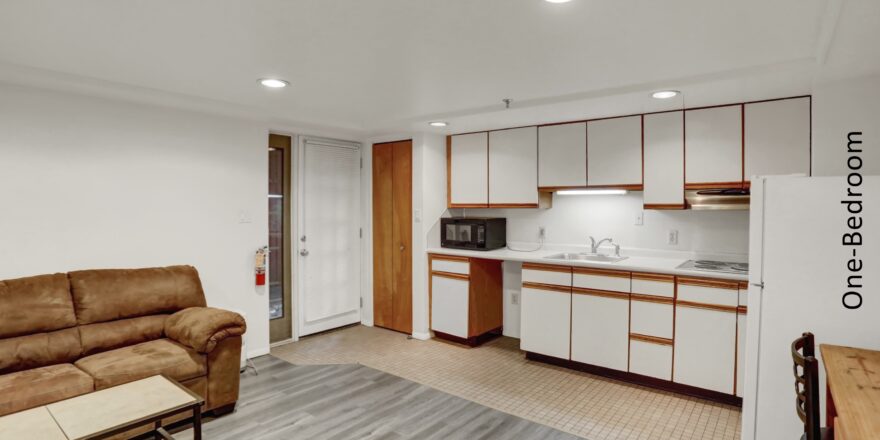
[75,339,207,390]
[0,363,94,417]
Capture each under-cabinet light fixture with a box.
[429,121,448,127]
[556,189,628,196]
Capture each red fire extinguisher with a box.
[255,247,268,286]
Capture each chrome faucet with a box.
[588,236,614,254]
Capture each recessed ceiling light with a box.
[652,90,680,99]
[429,121,448,127]
[556,189,628,195]
[545,0,572,3]
[259,78,289,88]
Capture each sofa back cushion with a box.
[68,265,207,325]
[0,328,83,374]
[78,315,168,356]
[0,273,77,339]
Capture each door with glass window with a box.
[269,134,292,342]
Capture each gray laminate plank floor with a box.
[168,356,584,440]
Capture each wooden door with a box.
[538,122,587,190]
[488,127,538,206]
[448,132,489,207]
[372,140,412,334]
[644,111,685,209]
[391,141,412,333]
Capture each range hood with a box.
[685,189,750,210]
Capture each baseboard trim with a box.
[525,351,743,407]
[247,347,271,359]
[411,331,431,340]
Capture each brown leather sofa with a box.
[0,265,246,419]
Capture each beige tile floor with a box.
[271,325,742,440]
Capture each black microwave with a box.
[441,217,506,251]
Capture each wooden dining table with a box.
[819,344,880,440]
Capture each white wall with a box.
[812,74,880,176]
[0,84,272,358]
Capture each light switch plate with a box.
[238,210,252,224]
[634,211,644,226]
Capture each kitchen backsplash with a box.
[455,192,749,255]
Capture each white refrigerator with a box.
[742,175,879,439]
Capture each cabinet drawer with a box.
[677,277,738,307]
[522,263,572,287]
[630,298,674,339]
[573,268,630,292]
[629,338,673,380]
[631,273,675,298]
[431,257,470,276]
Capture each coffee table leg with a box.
[154,420,162,440]
[193,405,202,440]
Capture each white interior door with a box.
[297,138,362,337]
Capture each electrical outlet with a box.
[538,226,546,240]
[634,211,644,226]
[667,229,679,245]
[511,292,520,306]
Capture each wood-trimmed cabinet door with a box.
[736,282,748,397]
[644,111,685,209]
[520,284,571,359]
[744,97,811,183]
[586,116,642,188]
[448,132,489,207]
[489,127,539,207]
[571,289,629,370]
[538,122,587,190]
[430,272,470,338]
[673,278,739,394]
[673,305,737,394]
[685,105,743,188]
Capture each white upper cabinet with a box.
[685,105,743,187]
[643,111,685,207]
[744,97,811,182]
[587,116,642,187]
[449,132,488,207]
[489,127,539,206]
[538,122,587,189]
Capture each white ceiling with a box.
[0,0,877,137]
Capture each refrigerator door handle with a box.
[750,282,764,289]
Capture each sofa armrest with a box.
[165,307,246,354]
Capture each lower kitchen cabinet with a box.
[630,298,673,339]
[673,305,737,393]
[629,337,673,380]
[521,283,571,359]
[430,273,470,338]
[570,289,629,371]
[429,255,502,345]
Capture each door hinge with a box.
[360,157,363,169]
[360,297,363,308]
[359,228,363,238]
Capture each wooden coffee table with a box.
[0,374,203,440]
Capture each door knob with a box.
[399,245,405,251]
[300,249,309,256]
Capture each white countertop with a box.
[426,245,749,282]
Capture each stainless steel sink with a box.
[543,253,628,263]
